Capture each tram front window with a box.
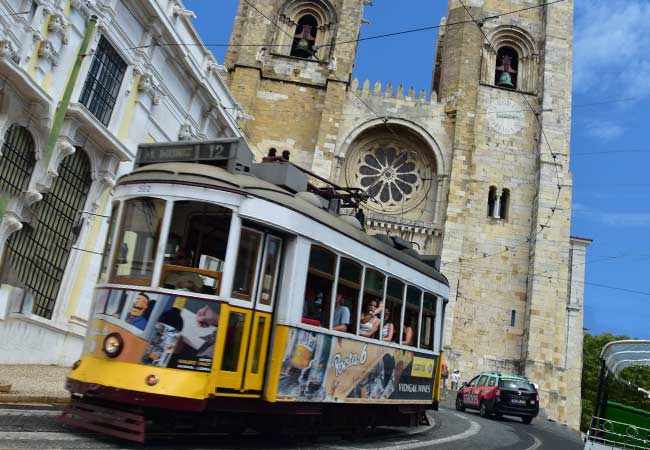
[161,201,231,295]
[110,197,165,285]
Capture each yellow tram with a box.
[61,139,450,442]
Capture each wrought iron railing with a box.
[586,416,650,450]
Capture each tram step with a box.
[58,399,146,443]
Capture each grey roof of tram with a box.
[118,162,450,288]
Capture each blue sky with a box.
[186,0,650,339]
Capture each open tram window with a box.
[362,268,385,340]
[232,227,263,300]
[335,258,362,335]
[420,293,437,351]
[404,286,422,347]
[110,197,166,286]
[160,202,232,295]
[302,245,336,329]
[386,278,405,344]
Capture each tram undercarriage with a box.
[61,380,434,443]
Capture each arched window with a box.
[495,47,518,89]
[291,15,318,59]
[500,188,510,220]
[480,26,538,93]
[0,124,36,196]
[487,186,497,218]
[1,149,92,319]
[274,0,337,61]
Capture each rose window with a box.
[354,146,427,211]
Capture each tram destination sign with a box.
[135,138,251,170]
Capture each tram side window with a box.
[161,201,232,295]
[110,197,165,285]
[98,202,119,283]
[404,286,422,347]
[302,245,336,329]
[335,258,362,335]
[386,278,405,344]
[232,227,263,300]
[363,269,385,340]
[420,293,437,351]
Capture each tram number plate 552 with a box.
[138,184,152,193]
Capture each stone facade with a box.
[224,0,589,429]
[0,0,243,365]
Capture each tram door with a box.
[211,228,283,394]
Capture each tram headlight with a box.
[102,333,123,358]
[145,374,159,386]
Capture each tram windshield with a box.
[110,197,165,285]
[105,198,232,296]
[161,201,231,295]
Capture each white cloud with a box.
[585,120,625,141]
[599,213,650,227]
[574,204,650,228]
[574,1,650,98]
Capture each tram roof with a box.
[118,162,449,288]
[601,340,650,378]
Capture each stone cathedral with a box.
[223,0,590,429]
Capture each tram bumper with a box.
[59,398,146,443]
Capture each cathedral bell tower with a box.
[433,0,580,428]
[224,0,366,177]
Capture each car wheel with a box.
[521,416,533,424]
[455,396,465,411]
[479,401,490,418]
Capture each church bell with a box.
[295,38,311,54]
[497,71,515,89]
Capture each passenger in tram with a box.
[332,293,351,332]
[163,248,204,292]
[303,288,323,324]
[381,308,395,342]
[359,298,381,337]
[396,312,414,346]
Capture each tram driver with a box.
[163,248,204,293]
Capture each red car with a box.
[455,372,539,424]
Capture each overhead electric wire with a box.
[122,1,566,54]
[441,0,565,268]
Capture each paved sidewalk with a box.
[0,365,70,404]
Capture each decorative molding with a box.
[206,60,227,74]
[37,40,59,66]
[137,72,162,105]
[47,13,69,45]
[0,40,16,60]
[178,123,197,141]
[172,4,196,20]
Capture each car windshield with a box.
[499,379,536,391]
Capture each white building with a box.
[0,0,245,364]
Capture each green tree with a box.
[581,333,650,431]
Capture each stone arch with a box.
[481,25,539,93]
[1,148,92,319]
[274,0,338,61]
[339,119,444,218]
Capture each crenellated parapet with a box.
[350,78,438,104]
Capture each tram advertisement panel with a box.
[277,328,436,402]
[84,288,221,372]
